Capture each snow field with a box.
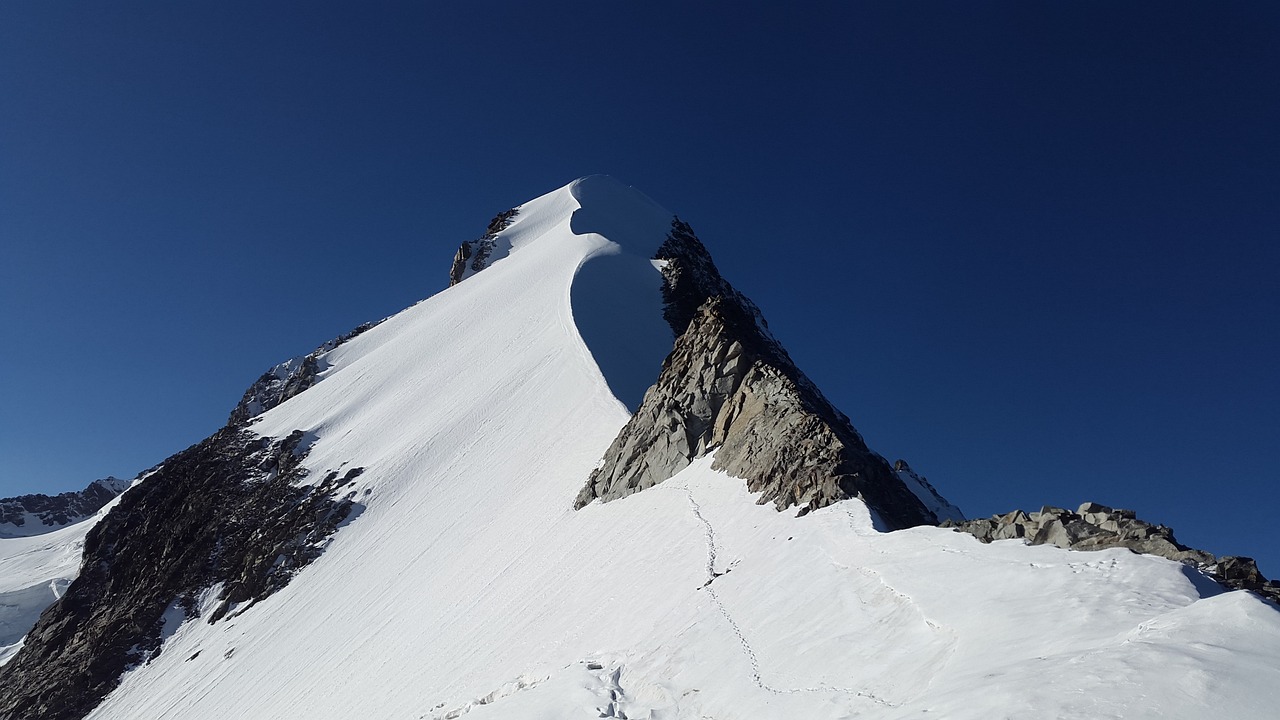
[60,176,1280,719]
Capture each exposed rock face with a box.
[945,502,1280,603]
[448,208,519,286]
[228,321,379,425]
[1,315,379,719]
[0,427,364,720]
[0,478,130,537]
[575,219,944,529]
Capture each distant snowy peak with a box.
[0,478,129,538]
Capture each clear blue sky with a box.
[2,2,1276,575]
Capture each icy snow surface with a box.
[77,176,1279,718]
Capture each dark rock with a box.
[1217,557,1265,591]
[0,429,364,720]
[228,321,379,425]
[574,219,943,529]
[448,208,519,287]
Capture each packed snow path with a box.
[682,479,901,707]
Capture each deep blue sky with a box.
[2,2,1276,575]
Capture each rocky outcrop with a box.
[575,219,945,529]
[945,502,1280,603]
[1,314,381,718]
[448,208,519,286]
[228,321,379,425]
[0,478,130,537]
[0,427,364,720]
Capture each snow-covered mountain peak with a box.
[2,180,1277,720]
[450,175,674,287]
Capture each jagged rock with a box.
[448,241,474,286]
[947,503,1278,604]
[448,208,519,286]
[1039,505,1070,520]
[0,478,130,537]
[574,219,942,529]
[0,428,364,720]
[1217,557,1265,591]
[992,522,1025,541]
[228,321,379,425]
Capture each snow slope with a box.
[74,176,1280,718]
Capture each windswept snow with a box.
[65,176,1280,719]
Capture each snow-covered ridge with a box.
[1,176,1277,720]
[227,321,380,425]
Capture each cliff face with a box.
[575,220,941,529]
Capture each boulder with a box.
[1217,556,1265,591]
[1039,505,1071,521]
[1077,501,1112,515]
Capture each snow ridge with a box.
[2,177,1277,720]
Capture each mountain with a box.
[1,176,1277,719]
[0,478,129,539]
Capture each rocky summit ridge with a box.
[947,501,1280,604]
[445,177,945,530]
[569,218,940,529]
